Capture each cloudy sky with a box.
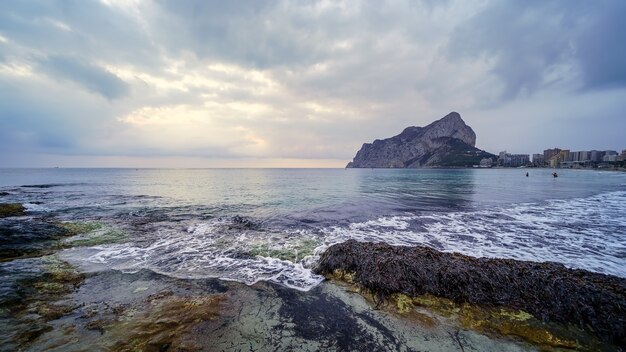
[1,0,625,167]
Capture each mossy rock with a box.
[248,238,319,262]
[2,255,85,349]
[0,203,25,217]
[34,303,74,321]
[457,305,583,349]
[105,294,225,351]
[59,222,103,236]
[58,222,128,247]
[65,229,126,247]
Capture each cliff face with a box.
[346,112,493,168]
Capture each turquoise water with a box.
[1,168,625,290]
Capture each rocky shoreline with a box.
[315,240,626,349]
[2,200,624,351]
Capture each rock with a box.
[346,112,494,168]
[314,240,626,348]
[0,203,26,218]
[0,219,73,260]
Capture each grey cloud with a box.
[447,0,626,99]
[152,0,332,69]
[0,0,162,68]
[576,1,626,90]
[1,0,625,166]
[39,55,129,99]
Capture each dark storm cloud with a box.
[447,0,626,99]
[39,55,129,99]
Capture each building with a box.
[498,151,529,167]
[603,154,618,162]
[570,151,589,162]
[532,154,545,166]
[589,150,605,162]
[543,148,561,162]
[548,150,569,168]
[509,154,530,167]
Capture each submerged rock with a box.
[314,240,626,348]
[0,203,25,218]
[0,255,84,349]
[0,219,70,260]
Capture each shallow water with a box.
[1,168,625,290]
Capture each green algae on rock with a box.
[0,203,25,217]
[248,238,319,262]
[59,221,103,236]
[315,240,626,349]
[0,255,84,349]
[95,293,225,352]
[58,221,128,247]
[392,293,589,350]
[64,229,127,247]
[0,219,116,262]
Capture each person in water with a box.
[553,172,558,178]
[526,172,529,177]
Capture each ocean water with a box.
[1,168,625,291]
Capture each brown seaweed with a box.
[314,240,626,348]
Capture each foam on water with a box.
[320,190,626,278]
[61,190,626,291]
[61,218,326,291]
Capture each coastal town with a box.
[480,148,626,169]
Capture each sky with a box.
[1,0,625,168]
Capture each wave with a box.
[61,190,626,291]
[320,190,626,279]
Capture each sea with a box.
[1,168,625,291]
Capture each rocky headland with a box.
[346,112,494,168]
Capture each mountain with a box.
[346,112,495,168]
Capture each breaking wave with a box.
[62,190,626,290]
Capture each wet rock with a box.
[103,293,225,351]
[275,286,403,351]
[0,219,71,260]
[0,256,84,349]
[315,240,626,348]
[228,215,257,230]
[0,203,25,218]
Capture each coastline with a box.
[1,205,624,350]
[2,168,625,351]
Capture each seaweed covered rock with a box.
[0,203,25,218]
[0,219,73,260]
[314,240,626,347]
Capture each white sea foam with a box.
[23,203,51,212]
[61,217,326,291]
[61,190,626,291]
[319,190,626,279]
